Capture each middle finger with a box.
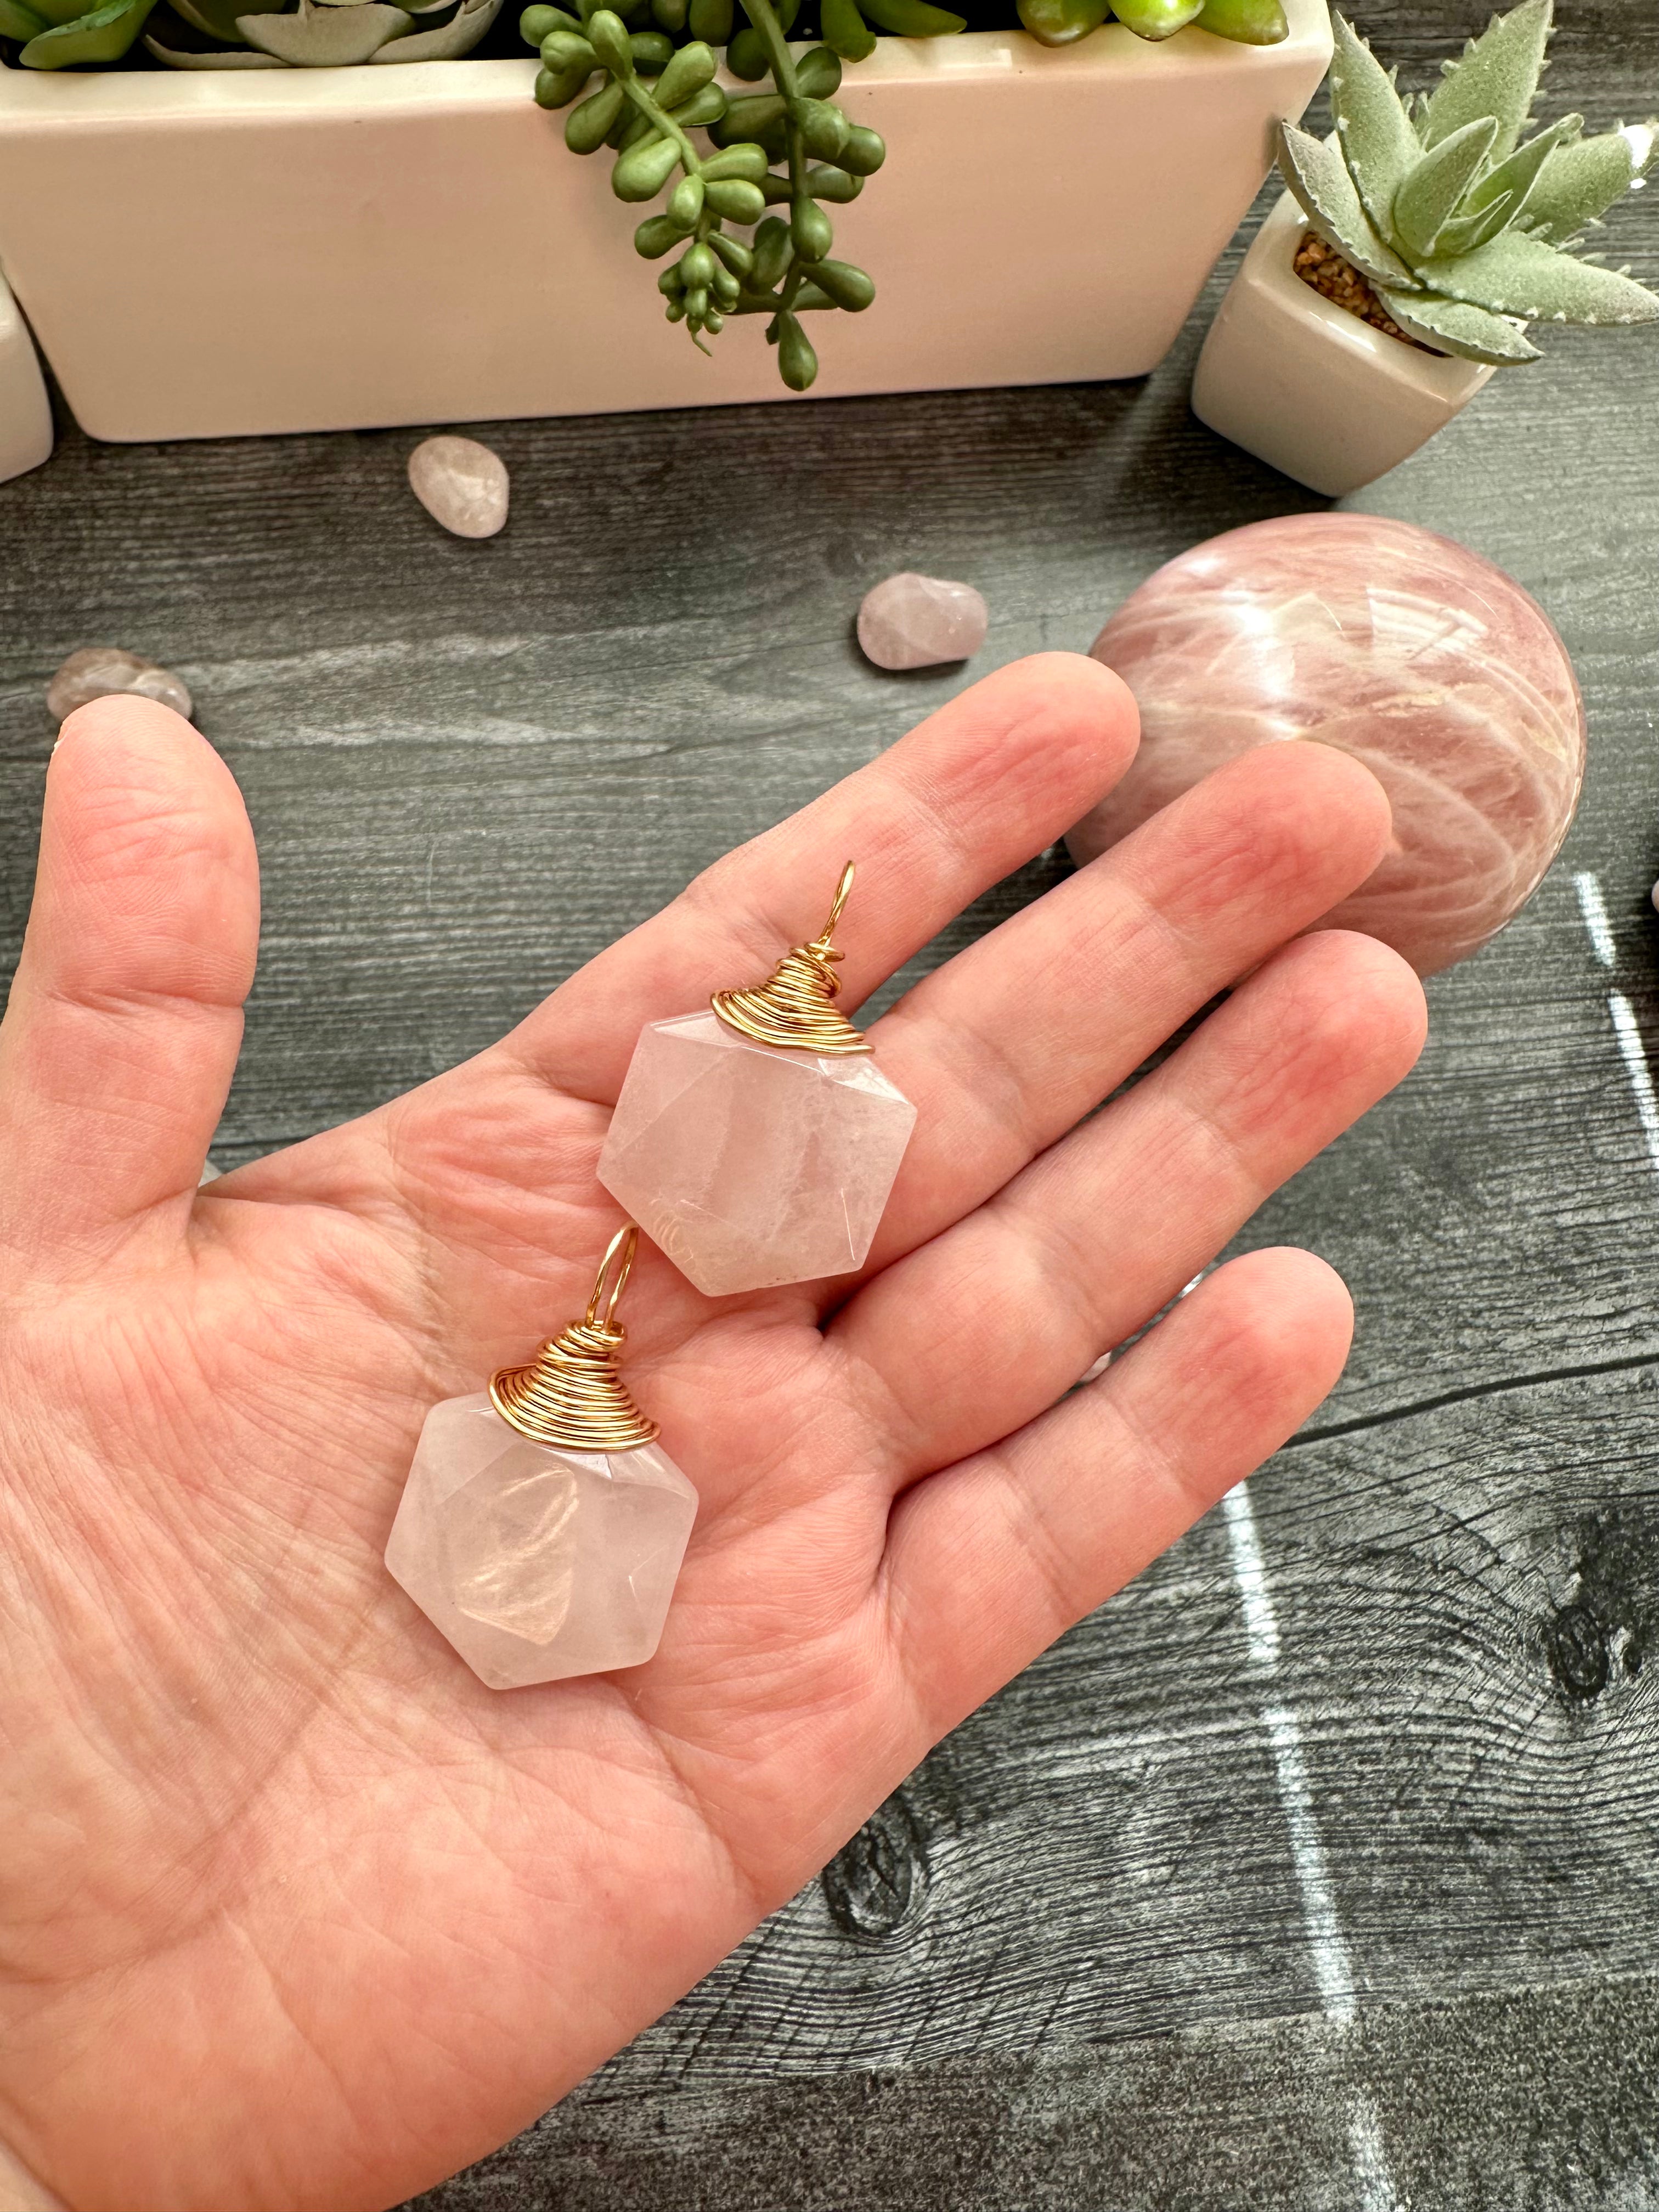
[853,739,1393,1280]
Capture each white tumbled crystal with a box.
[385,1393,697,1690]
[407,434,509,539]
[857,572,988,672]
[47,646,192,724]
[597,1012,917,1299]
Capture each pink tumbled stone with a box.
[857,572,989,671]
[385,1394,696,1690]
[598,1012,917,1297]
[1066,515,1587,977]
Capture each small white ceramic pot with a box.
[0,267,51,486]
[1190,190,1495,497]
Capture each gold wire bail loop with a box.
[489,1223,659,1453]
[710,859,872,1056]
[585,1222,638,1333]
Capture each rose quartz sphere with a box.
[1066,514,1587,977]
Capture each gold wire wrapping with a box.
[710,860,871,1056]
[489,1224,659,1453]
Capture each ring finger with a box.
[832,926,1426,1484]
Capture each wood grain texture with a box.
[2,4,1658,2200]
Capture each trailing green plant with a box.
[3,0,1285,383]
[1277,0,1658,363]
[526,0,1284,390]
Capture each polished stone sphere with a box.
[1066,514,1587,977]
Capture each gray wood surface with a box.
[3,4,1659,2200]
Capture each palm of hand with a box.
[0,658,1424,2212]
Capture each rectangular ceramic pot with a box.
[0,1,1329,442]
[1190,188,1494,495]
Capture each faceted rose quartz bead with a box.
[857,572,989,671]
[1066,515,1587,978]
[597,1012,917,1297]
[385,1393,696,1690]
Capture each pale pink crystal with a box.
[1066,515,1587,977]
[385,1393,696,1690]
[857,572,989,671]
[407,435,509,539]
[598,1012,917,1298]
[47,646,192,724]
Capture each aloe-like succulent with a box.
[1278,0,1658,364]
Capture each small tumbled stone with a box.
[47,646,192,725]
[857,572,988,672]
[407,435,509,539]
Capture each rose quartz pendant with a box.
[385,1230,696,1690]
[598,865,916,1298]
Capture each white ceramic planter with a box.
[0,265,50,480]
[1191,189,1494,496]
[0,2,1329,443]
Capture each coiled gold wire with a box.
[711,860,871,1056]
[489,1224,659,1453]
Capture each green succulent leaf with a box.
[651,35,712,104]
[373,0,496,55]
[1190,0,1284,40]
[1277,121,1414,288]
[1421,0,1550,163]
[145,32,286,57]
[685,0,730,36]
[1017,0,1107,36]
[611,128,681,199]
[1464,111,1579,219]
[819,0,873,56]
[837,123,885,174]
[1431,189,1516,258]
[793,41,840,94]
[1109,0,1203,40]
[1418,227,1659,324]
[159,0,283,43]
[20,0,160,60]
[666,83,725,125]
[1520,126,1650,243]
[725,24,768,73]
[1391,116,1498,259]
[773,310,818,391]
[857,0,962,36]
[1327,12,1421,232]
[238,0,409,58]
[1375,285,1542,361]
[0,0,47,37]
[566,75,626,149]
[797,257,874,311]
[702,142,768,181]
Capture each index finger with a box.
[507,652,1139,1103]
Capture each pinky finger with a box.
[879,1246,1352,1741]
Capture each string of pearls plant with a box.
[520,0,1286,389]
[522,0,899,389]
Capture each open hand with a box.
[0,654,1425,2211]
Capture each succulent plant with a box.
[1277,0,1658,364]
[1017,0,1285,49]
[0,0,499,64]
[528,0,1281,393]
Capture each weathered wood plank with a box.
[413,1970,1659,2210]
